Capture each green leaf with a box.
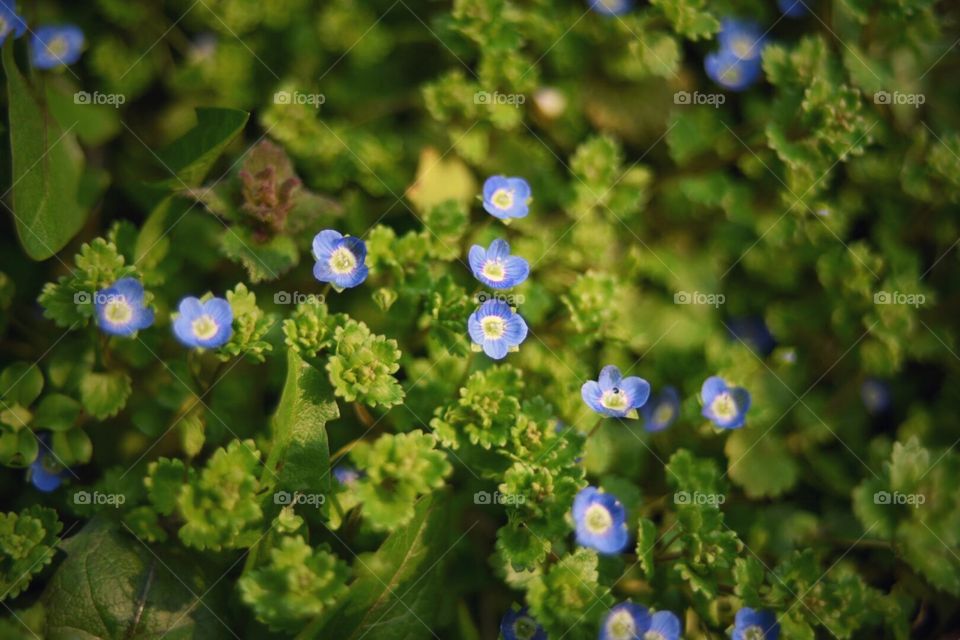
[1,362,44,407]
[33,394,81,432]
[154,107,249,188]
[327,319,404,409]
[3,43,87,260]
[42,517,231,639]
[635,517,658,580]
[0,506,62,600]
[80,370,133,420]
[145,458,190,516]
[303,493,452,640]
[724,429,799,498]
[52,428,93,465]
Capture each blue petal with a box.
[173,315,198,347]
[313,259,335,283]
[483,338,508,360]
[332,264,368,289]
[601,603,651,640]
[110,278,146,305]
[581,381,605,414]
[500,256,530,288]
[341,235,367,262]
[203,298,234,327]
[468,245,486,274]
[482,175,509,201]
[700,376,728,404]
[620,376,651,410]
[467,311,485,345]
[312,229,343,261]
[598,365,623,391]
[572,486,601,521]
[648,611,681,640]
[507,177,531,202]
[503,313,528,347]
[487,238,510,260]
[178,297,204,322]
[734,608,780,640]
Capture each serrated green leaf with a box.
[80,371,132,420]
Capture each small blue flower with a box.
[572,486,629,554]
[777,0,808,17]
[587,0,633,16]
[641,386,680,432]
[644,611,681,640]
[468,239,530,289]
[312,229,368,290]
[861,378,890,414]
[500,607,546,640]
[482,175,532,221]
[31,25,85,70]
[700,376,751,429]
[0,3,26,45]
[29,435,63,493]
[173,296,233,349]
[705,49,763,91]
[467,299,528,360]
[333,465,362,486]
[601,602,651,640]
[728,316,776,357]
[733,608,780,640]
[582,365,651,420]
[93,278,154,337]
[717,18,766,61]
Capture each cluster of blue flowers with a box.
[704,19,766,91]
[0,2,84,70]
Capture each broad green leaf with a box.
[80,371,133,419]
[302,493,451,640]
[33,394,81,432]
[154,107,249,188]
[46,84,122,146]
[42,518,231,639]
[3,43,87,260]
[0,362,44,407]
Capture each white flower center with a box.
[481,260,506,282]
[0,18,9,36]
[481,316,505,339]
[491,188,514,210]
[47,36,69,58]
[513,617,538,640]
[192,315,219,340]
[710,392,738,421]
[744,627,765,640]
[329,246,357,274]
[583,503,612,534]
[104,299,133,326]
[600,388,628,410]
[644,632,665,640]
[605,610,636,640]
[732,37,754,58]
[721,64,742,83]
[654,402,674,424]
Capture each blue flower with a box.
[500,607,546,640]
[728,316,776,357]
[312,229,368,290]
[467,299,528,360]
[468,239,530,289]
[587,0,633,16]
[705,49,763,91]
[641,386,680,432]
[644,611,681,640]
[582,365,651,419]
[173,296,233,349]
[93,278,154,337]
[717,18,766,61]
[861,378,890,414]
[700,376,751,429]
[0,4,26,45]
[572,486,629,554]
[482,175,531,221]
[777,0,808,17]
[733,608,780,640]
[31,25,85,70]
[601,602,651,640]
[29,436,63,493]
[333,465,362,486]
